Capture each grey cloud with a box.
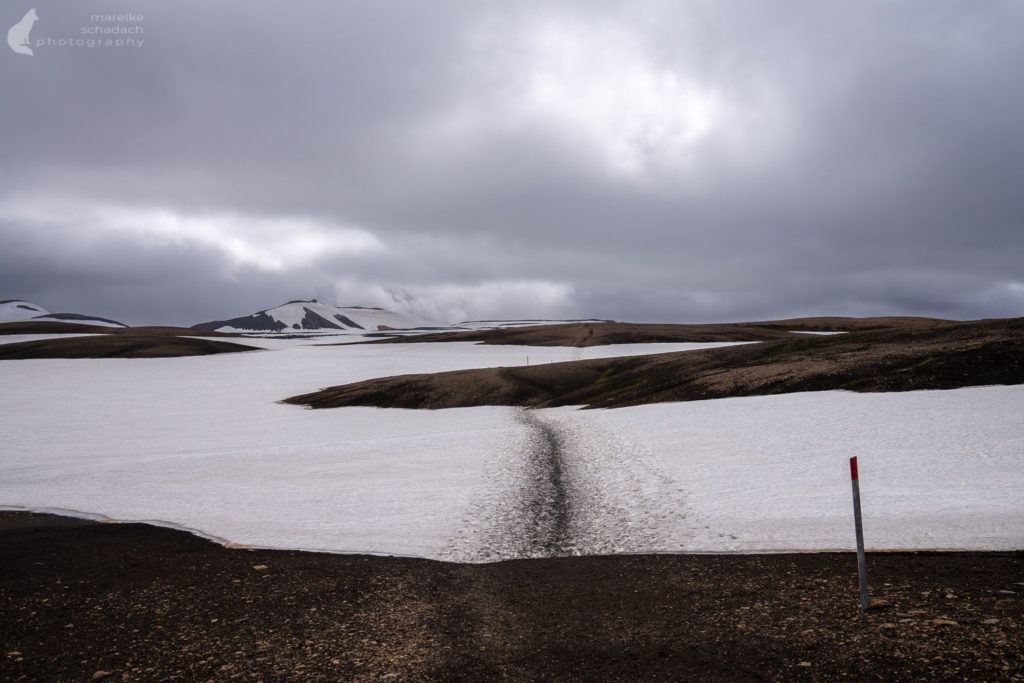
[1,1,1022,325]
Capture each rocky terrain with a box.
[1,513,1021,681]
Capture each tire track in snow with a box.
[517,409,572,556]
[445,407,696,562]
[547,408,703,555]
[443,407,577,562]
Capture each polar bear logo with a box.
[7,9,38,56]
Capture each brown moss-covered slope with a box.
[0,335,259,360]
[358,316,952,348]
[0,321,118,335]
[0,321,242,337]
[286,318,1024,410]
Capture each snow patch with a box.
[0,340,1020,560]
[0,300,50,323]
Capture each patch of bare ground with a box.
[0,321,243,337]
[0,321,118,335]
[742,315,954,332]
[0,335,259,360]
[109,326,242,338]
[286,317,1024,410]
[357,316,953,347]
[1,513,1021,681]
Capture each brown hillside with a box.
[0,335,259,360]
[357,316,953,347]
[286,318,1023,410]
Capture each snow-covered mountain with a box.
[0,300,48,322]
[0,300,126,327]
[192,299,442,333]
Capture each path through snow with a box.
[444,407,700,561]
[1,342,1022,559]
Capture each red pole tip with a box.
[850,456,859,480]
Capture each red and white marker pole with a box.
[850,456,870,611]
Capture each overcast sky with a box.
[2,1,1023,326]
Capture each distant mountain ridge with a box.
[0,300,127,327]
[192,299,441,333]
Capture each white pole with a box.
[850,456,870,611]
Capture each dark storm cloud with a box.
[1,0,1022,325]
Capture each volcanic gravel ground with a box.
[2,513,1022,681]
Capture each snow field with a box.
[1,338,1021,560]
[0,341,727,557]
[0,300,49,322]
[552,387,1024,552]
